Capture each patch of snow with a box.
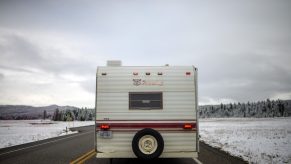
[0,120,94,149]
[59,130,78,136]
[199,117,291,164]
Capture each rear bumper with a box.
[96,151,198,158]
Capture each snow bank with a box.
[199,118,291,164]
[0,120,94,149]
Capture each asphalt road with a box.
[0,125,247,164]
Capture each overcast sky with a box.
[0,0,290,107]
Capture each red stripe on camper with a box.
[97,129,196,132]
[96,122,196,130]
[96,119,197,121]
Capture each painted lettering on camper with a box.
[133,79,142,86]
[142,80,163,86]
[133,79,163,86]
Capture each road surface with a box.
[0,125,247,164]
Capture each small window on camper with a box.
[129,92,163,109]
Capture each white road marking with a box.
[0,131,93,156]
[193,158,203,164]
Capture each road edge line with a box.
[193,157,203,164]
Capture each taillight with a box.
[186,72,191,76]
[183,124,192,129]
[100,124,110,130]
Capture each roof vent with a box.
[107,60,122,66]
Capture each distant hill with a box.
[0,105,79,120]
[199,99,291,118]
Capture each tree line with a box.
[199,99,290,118]
[50,107,94,121]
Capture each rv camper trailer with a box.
[95,61,199,160]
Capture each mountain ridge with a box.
[0,105,85,120]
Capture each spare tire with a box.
[132,128,164,160]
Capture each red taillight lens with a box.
[186,72,191,75]
[183,124,192,129]
[100,124,110,130]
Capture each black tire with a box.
[132,128,164,160]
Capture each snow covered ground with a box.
[0,120,94,149]
[1,118,290,163]
[199,117,291,164]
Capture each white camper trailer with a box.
[95,61,199,160]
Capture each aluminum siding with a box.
[96,66,197,157]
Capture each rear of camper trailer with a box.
[95,61,198,159]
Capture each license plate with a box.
[98,131,112,139]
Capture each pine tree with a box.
[43,110,47,120]
[52,108,59,121]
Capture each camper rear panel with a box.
[95,66,198,158]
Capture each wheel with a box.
[132,128,164,160]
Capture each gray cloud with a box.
[199,51,291,102]
[80,78,95,94]
[0,0,291,106]
[0,33,96,76]
[0,73,4,81]
[0,65,35,73]
[0,34,43,68]
[0,33,97,99]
